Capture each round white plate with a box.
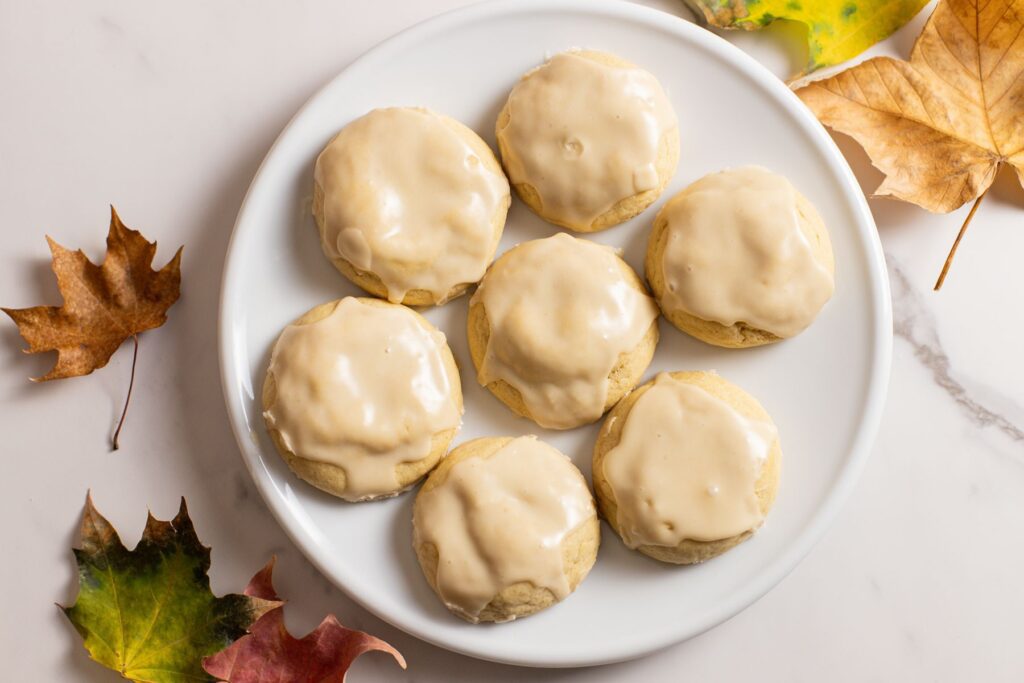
[219,0,891,667]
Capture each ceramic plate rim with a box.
[218,0,892,667]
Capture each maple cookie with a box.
[592,371,781,564]
[413,435,599,623]
[467,233,660,430]
[646,166,835,348]
[496,50,679,232]
[262,297,462,502]
[313,107,511,306]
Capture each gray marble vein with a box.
[889,260,1024,444]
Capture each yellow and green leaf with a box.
[62,495,279,682]
[684,0,929,74]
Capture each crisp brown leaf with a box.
[796,0,1024,213]
[3,207,181,380]
[795,0,1024,288]
[203,558,406,683]
[3,207,182,446]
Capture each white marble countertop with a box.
[2,1,1023,680]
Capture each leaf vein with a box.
[933,15,982,78]
[982,1,1014,42]
[124,550,182,669]
[128,610,236,669]
[917,35,980,104]
[893,62,939,127]
[986,62,1024,112]
[946,0,978,42]
[871,60,904,113]
[72,621,121,667]
[974,0,1001,154]
[983,16,1024,84]
[88,513,129,667]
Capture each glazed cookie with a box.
[313,107,511,306]
[646,166,835,348]
[496,50,678,232]
[592,371,781,564]
[413,435,599,623]
[468,233,660,430]
[262,297,462,501]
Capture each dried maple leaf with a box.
[203,558,406,683]
[3,207,182,446]
[62,494,280,683]
[795,0,1024,288]
[684,0,928,76]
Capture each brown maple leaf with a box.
[795,0,1024,289]
[202,558,406,683]
[3,207,182,448]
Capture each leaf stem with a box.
[934,189,987,291]
[112,335,138,451]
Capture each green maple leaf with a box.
[684,0,929,75]
[62,495,280,682]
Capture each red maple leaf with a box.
[203,559,406,682]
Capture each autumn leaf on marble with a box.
[203,558,406,683]
[2,207,182,448]
[795,0,1024,289]
[684,0,928,75]
[62,494,280,683]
